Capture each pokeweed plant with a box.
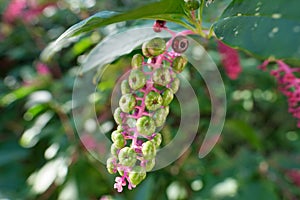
[41,0,300,192]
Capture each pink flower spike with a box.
[261,60,300,128]
[217,41,242,80]
[258,60,270,71]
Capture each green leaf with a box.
[41,0,188,62]
[81,28,170,73]
[213,0,300,63]
[225,119,262,151]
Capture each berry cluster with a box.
[106,35,188,192]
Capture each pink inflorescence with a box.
[107,29,190,192]
[3,0,55,24]
[286,169,300,187]
[217,41,242,80]
[260,60,300,128]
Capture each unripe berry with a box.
[153,68,171,86]
[118,169,124,176]
[131,54,144,69]
[118,147,137,167]
[111,130,125,149]
[153,107,167,127]
[142,141,156,160]
[126,117,137,128]
[164,106,170,116]
[128,69,146,90]
[110,144,119,157]
[162,88,174,106]
[128,166,146,186]
[136,116,156,136]
[113,107,123,124]
[142,42,152,58]
[172,35,189,53]
[121,79,131,94]
[145,91,163,111]
[145,158,155,172]
[119,94,136,113]
[142,38,166,57]
[152,133,162,148]
[117,125,123,131]
[184,0,200,11]
[106,157,116,174]
[170,77,180,93]
[172,56,188,73]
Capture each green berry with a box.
[117,125,123,131]
[119,94,136,113]
[106,157,116,174]
[111,130,125,149]
[128,166,146,186]
[121,79,131,94]
[142,38,166,57]
[172,56,188,73]
[162,88,174,106]
[164,106,170,116]
[142,42,152,58]
[118,147,137,167]
[170,77,180,93]
[145,158,155,172]
[142,141,156,160]
[128,69,146,90]
[153,68,171,86]
[136,116,156,136]
[153,107,168,127]
[152,133,162,148]
[110,144,119,157]
[131,54,144,69]
[113,107,123,124]
[126,118,136,128]
[185,0,200,11]
[118,168,124,176]
[145,91,163,111]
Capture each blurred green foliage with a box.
[0,0,299,200]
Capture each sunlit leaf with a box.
[41,0,189,61]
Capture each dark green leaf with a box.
[213,0,300,63]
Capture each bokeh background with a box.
[0,0,299,199]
